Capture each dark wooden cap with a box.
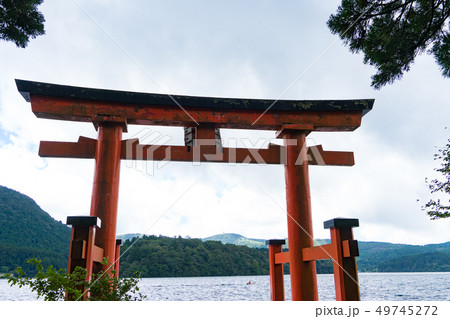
[16,79,374,115]
[265,239,286,245]
[324,218,359,229]
[66,216,101,228]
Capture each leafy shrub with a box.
[1,258,146,301]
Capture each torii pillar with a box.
[90,121,124,272]
[281,126,317,300]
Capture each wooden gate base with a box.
[66,216,122,300]
[266,217,360,301]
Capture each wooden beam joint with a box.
[342,240,359,258]
[274,251,290,264]
[92,115,128,133]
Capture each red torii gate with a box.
[16,79,373,301]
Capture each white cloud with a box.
[0,0,449,246]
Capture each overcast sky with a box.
[1,0,449,245]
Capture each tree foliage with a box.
[0,185,71,274]
[378,252,450,271]
[328,0,450,89]
[423,139,450,219]
[120,235,334,277]
[2,258,146,301]
[0,0,45,48]
[120,235,272,278]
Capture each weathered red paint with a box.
[89,124,122,273]
[66,218,101,300]
[29,95,363,131]
[39,140,96,158]
[283,130,318,301]
[114,240,121,279]
[302,244,335,261]
[39,140,355,166]
[24,81,369,301]
[268,243,285,301]
[330,227,360,301]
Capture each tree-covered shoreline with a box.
[1,185,449,277]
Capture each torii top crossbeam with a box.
[16,79,373,131]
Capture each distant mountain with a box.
[2,183,449,278]
[203,233,267,248]
[0,185,71,273]
[378,252,450,272]
[357,241,450,272]
[203,233,450,273]
[117,233,144,242]
[119,235,271,278]
[203,233,330,249]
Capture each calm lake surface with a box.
[1,272,449,301]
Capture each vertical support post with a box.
[85,222,97,282]
[67,224,76,276]
[324,218,360,301]
[283,130,318,301]
[192,124,222,161]
[195,125,216,140]
[114,239,122,279]
[90,123,123,273]
[66,216,101,300]
[266,239,286,301]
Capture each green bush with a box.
[1,258,146,301]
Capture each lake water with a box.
[1,272,449,301]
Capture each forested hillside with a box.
[356,241,450,272]
[203,233,266,248]
[205,234,450,273]
[0,186,71,273]
[119,235,269,277]
[119,235,333,277]
[378,252,450,272]
[202,233,330,248]
[1,185,448,277]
